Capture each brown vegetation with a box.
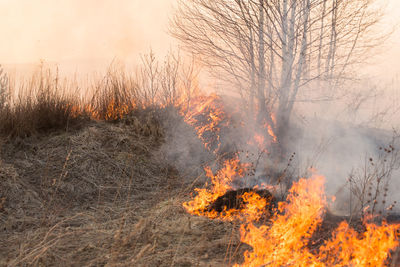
[0,58,399,266]
[0,60,247,266]
[0,103,253,266]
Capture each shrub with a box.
[0,67,85,138]
[0,52,200,138]
[347,134,400,220]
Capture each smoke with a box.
[161,82,400,216]
[283,79,400,215]
[289,116,400,213]
[0,0,175,73]
[2,0,399,216]
[1,0,399,78]
[160,109,214,183]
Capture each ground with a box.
[0,111,248,266]
[1,110,399,266]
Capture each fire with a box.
[185,162,399,265]
[182,157,250,220]
[237,174,326,266]
[69,98,133,121]
[263,120,277,144]
[318,221,399,266]
[240,191,269,222]
[102,99,130,121]
[236,174,400,267]
[181,93,227,153]
[267,124,277,143]
[271,113,277,126]
[180,92,399,266]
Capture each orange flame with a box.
[69,98,134,121]
[182,157,250,220]
[271,113,277,126]
[263,121,277,143]
[181,93,226,153]
[240,191,269,222]
[180,92,399,265]
[267,124,278,143]
[237,174,326,266]
[318,221,399,266]
[236,174,400,267]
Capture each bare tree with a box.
[134,50,201,109]
[170,0,385,149]
[138,50,161,107]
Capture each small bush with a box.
[0,68,86,138]
[347,134,400,219]
[89,66,136,121]
[0,52,199,138]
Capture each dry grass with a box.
[0,59,399,266]
[0,113,247,266]
[0,57,229,265]
[0,51,198,139]
[0,60,241,265]
[0,68,87,138]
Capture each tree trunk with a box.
[249,27,256,119]
[276,0,296,150]
[318,0,327,79]
[257,0,267,124]
[288,0,311,117]
[326,0,338,79]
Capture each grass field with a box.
[0,64,399,266]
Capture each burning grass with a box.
[0,67,151,138]
[237,175,400,266]
[181,90,400,266]
[0,52,199,139]
[208,188,275,217]
[183,163,400,265]
[0,62,399,266]
[181,93,228,154]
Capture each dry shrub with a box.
[0,51,199,138]
[0,68,87,138]
[88,66,137,121]
[347,134,400,220]
[135,50,200,109]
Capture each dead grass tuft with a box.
[0,68,87,138]
[0,116,247,266]
[0,51,199,139]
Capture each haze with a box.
[0,0,398,79]
[0,0,174,73]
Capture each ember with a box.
[207,188,275,220]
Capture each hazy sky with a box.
[0,0,174,67]
[0,0,399,78]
